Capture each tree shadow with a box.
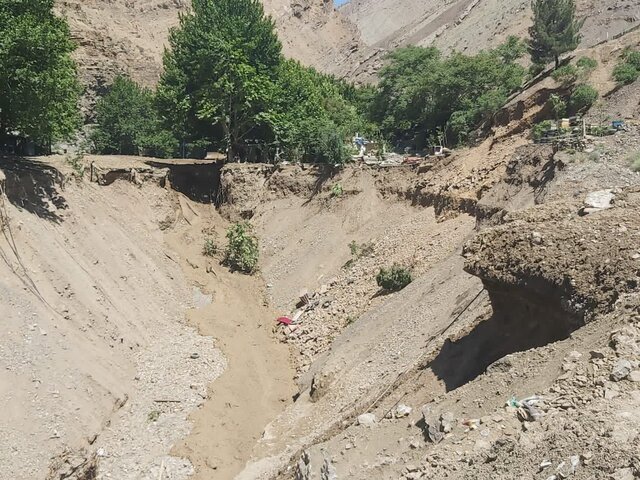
[301,164,340,206]
[0,155,67,222]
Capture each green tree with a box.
[91,76,177,157]
[266,60,373,163]
[372,40,526,147]
[157,0,282,160]
[0,0,81,146]
[529,0,584,69]
[568,84,598,113]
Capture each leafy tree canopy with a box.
[372,38,527,147]
[91,75,177,158]
[157,0,282,158]
[0,0,81,144]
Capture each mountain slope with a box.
[341,0,640,81]
[55,0,363,113]
[343,0,640,52]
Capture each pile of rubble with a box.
[395,314,640,480]
[273,210,473,376]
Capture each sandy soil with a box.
[0,156,294,480]
[163,197,296,480]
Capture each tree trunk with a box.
[555,55,559,69]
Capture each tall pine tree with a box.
[529,0,584,69]
[157,0,282,159]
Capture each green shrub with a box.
[532,120,555,140]
[627,151,640,172]
[613,63,640,85]
[569,84,598,112]
[203,237,217,257]
[576,56,597,71]
[331,183,344,197]
[225,222,259,274]
[551,65,578,85]
[548,94,567,119]
[623,50,640,70]
[376,264,413,292]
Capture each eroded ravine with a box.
[163,196,295,479]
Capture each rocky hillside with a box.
[341,0,640,80]
[55,0,363,115]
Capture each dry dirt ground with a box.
[4,23,640,480]
[0,155,293,480]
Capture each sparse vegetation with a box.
[343,240,375,269]
[532,120,556,140]
[225,222,259,274]
[613,50,640,85]
[548,94,567,119]
[627,151,640,172]
[576,56,597,73]
[66,153,85,179]
[147,410,161,422]
[331,183,344,197]
[551,65,578,85]
[203,237,218,257]
[376,264,413,292]
[349,240,375,258]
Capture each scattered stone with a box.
[604,388,619,400]
[409,439,422,449]
[405,472,423,479]
[189,353,200,359]
[421,406,444,443]
[611,359,632,381]
[581,189,615,214]
[581,452,593,465]
[539,460,552,470]
[321,456,337,480]
[628,371,640,382]
[565,351,582,362]
[530,231,543,245]
[357,413,377,427]
[440,412,455,433]
[610,468,634,480]
[395,404,412,418]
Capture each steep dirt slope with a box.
[0,156,218,479]
[55,0,362,114]
[0,156,294,480]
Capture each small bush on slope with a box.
[376,265,413,292]
[225,222,259,274]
